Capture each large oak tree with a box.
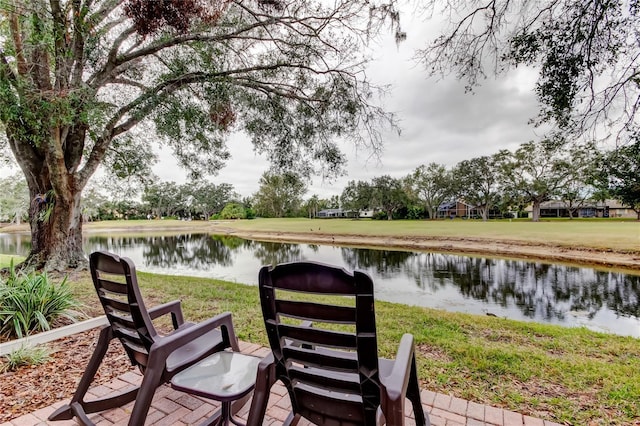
[0,0,396,270]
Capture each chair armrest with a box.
[150,311,239,358]
[379,333,415,421]
[148,300,185,329]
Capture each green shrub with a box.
[372,211,388,220]
[0,263,81,338]
[0,345,50,372]
[220,203,247,219]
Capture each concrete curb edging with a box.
[0,316,108,356]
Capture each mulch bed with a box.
[0,328,133,423]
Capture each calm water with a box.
[1,232,639,337]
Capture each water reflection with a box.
[1,232,638,337]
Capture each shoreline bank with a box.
[217,228,640,271]
[2,221,639,271]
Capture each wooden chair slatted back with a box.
[259,261,380,425]
[90,251,158,368]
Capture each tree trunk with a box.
[532,202,541,222]
[426,206,435,220]
[480,207,488,221]
[24,180,86,271]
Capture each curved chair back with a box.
[259,261,380,425]
[90,251,157,368]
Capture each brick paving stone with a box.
[433,393,453,410]
[270,383,288,397]
[144,409,167,425]
[29,405,56,421]
[153,385,175,400]
[101,407,129,423]
[88,384,113,397]
[181,402,215,424]
[431,407,467,424]
[88,413,107,424]
[466,418,487,426]
[119,371,142,385]
[46,420,77,426]
[239,341,262,354]
[523,416,544,426]
[151,397,181,414]
[421,389,437,406]
[484,406,504,425]
[105,378,129,391]
[466,401,485,421]
[150,406,190,426]
[429,414,447,426]
[7,414,40,426]
[274,395,291,410]
[449,397,468,416]
[266,406,291,422]
[543,421,564,426]
[252,347,272,358]
[174,393,205,411]
[503,410,523,425]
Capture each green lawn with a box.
[218,217,640,252]
[4,218,638,252]
[0,254,24,268]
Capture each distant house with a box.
[316,208,348,218]
[316,208,376,218]
[437,200,473,219]
[523,199,636,219]
[358,209,375,218]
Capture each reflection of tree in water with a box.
[87,234,240,270]
[251,241,303,266]
[340,248,412,279]
[401,253,640,322]
[0,234,31,256]
[47,232,640,325]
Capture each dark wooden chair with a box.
[49,250,241,426]
[247,261,429,426]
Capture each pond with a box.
[1,232,639,337]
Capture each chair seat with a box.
[166,327,224,372]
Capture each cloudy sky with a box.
[160,10,548,199]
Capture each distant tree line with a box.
[340,138,639,221]
[1,137,638,224]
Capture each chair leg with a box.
[127,365,164,426]
[246,360,277,426]
[407,356,429,426]
[49,326,126,422]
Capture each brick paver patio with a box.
[1,341,563,426]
